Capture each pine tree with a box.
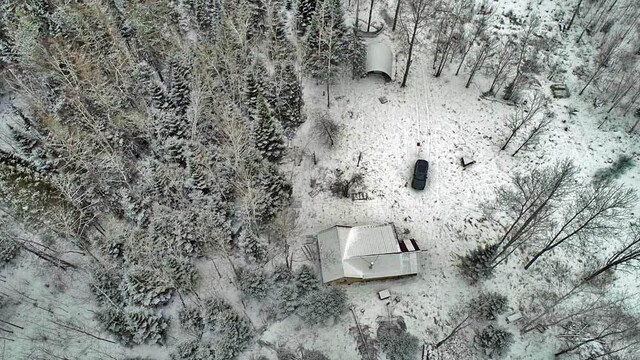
[295,264,319,295]
[253,96,285,161]
[296,0,319,36]
[244,70,260,114]
[345,28,367,79]
[168,60,191,115]
[247,0,267,40]
[237,225,267,262]
[255,164,292,223]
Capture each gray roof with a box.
[317,224,419,283]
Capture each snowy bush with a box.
[91,267,124,306]
[297,287,347,324]
[329,170,364,198]
[213,310,253,360]
[237,266,268,298]
[377,318,420,360]
[277,348,297,360]
[97,306,168,345]
[271,263,293,284]
[470,292,508,320]
[474,325,513,357]
[0,236,18,265]
[274,283,300,318]
[594,155,635,184]
[178,306,204,334]
[123,266,175,307]
[171,339,200,360]
[349,324,379,360]
[204,297,233,326]
[163,257,200,293]
[301,349,330,360]
[457,243,499,283]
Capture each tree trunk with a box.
[401,20,419,88]
[392,0,402,31]
[566,0,584,31]
[367,0,374,32]
[466,45,488,88]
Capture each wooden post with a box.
[356,152,362,167]
[313,152,317,165]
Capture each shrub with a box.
[272,263,293,284]
[91,267,124,306]
[377,318,420,360]
[213,311,253,360]
[178,306,204,334]
[458,243,499,283]
[470,292,508,320]
[237,266,268,298]
[594,155,635,184]
[301,349,330,360]
[203,297,233,326]
[0,236,18,264]
[329,171,364,198]
[475,325,513,357]
[297,287,348,325]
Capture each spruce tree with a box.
[253,96,285,162]
[237,226,267,263]
[346,27,367,79]
[255,163,292,223]
[296,0,319,36]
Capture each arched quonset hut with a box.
[365,38,393,82]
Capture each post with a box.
[357,152,362,167]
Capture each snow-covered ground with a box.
[260,0,640,357]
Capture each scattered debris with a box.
[351,192,370,201]
[379,96,388,104]
[461,156,476,169]
[550,83,570,99]
[505,312,522,324]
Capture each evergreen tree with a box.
[244,69,260,114]
[345,27,367,79]
[295,264,319,295]
[255,163,292,223]
[237,225,267,262]
[296,0,319,36]
[253,96,285,161]
[247,0,267,40]
[168,60,191,115]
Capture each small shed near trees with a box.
[315,223,419,284]
[365,38,393,82]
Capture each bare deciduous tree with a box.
[465,39,491,88]
[583,227,640,282]
[313,112,341,147]
[486,40,514,95]
[524,181,636,269]
[491,160,576,268]
[503,14,540,101]
[501,91,548,150]
[511,115,552,157]
[400,0,430,88]
[455,12,490,76]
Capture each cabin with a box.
[315,223,419,284]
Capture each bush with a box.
[164,257,200,293]
[237,266,268,298]
[272,263,293,284]
[377,318,420,360]
[329,171,364,198]
[475,325,513,357]
[594,155,635,184]
[214,311,253,360]
[204,298,233,326]
[297,287,347,324]
[458,243,499,283]
[178,306,204,334]
[91,267,124,306]
[0,236,18,265]
[301,349,330,360]
[470,292,508,320]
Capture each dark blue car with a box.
[411,159,429,190]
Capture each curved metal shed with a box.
[365,38,393,82]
